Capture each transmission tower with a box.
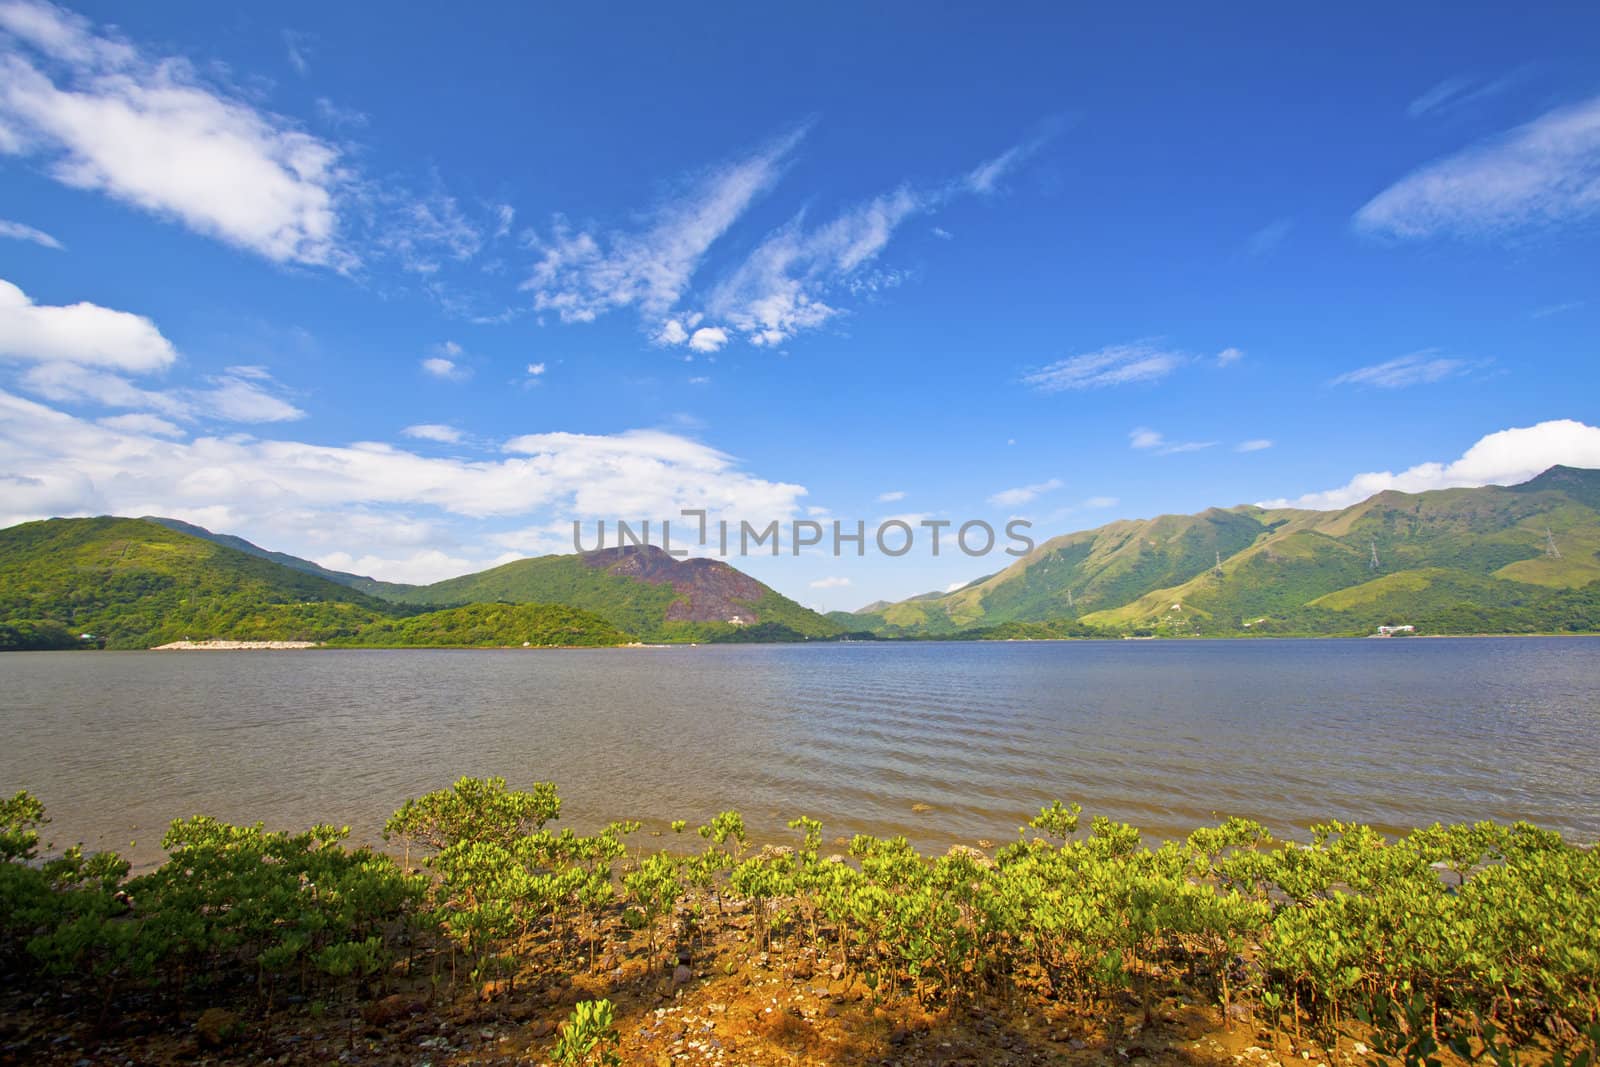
[1065,588,1075,611]
[1213,549,1224,579]
[1545,528,1562,559]
[1369,539,1380,571]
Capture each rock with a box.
[362,994,423,1027]
[195,1008,242,1048]
[529,1019,556,1039]
[888,1026,912,1045]
[673,964,693,987]
[911,803,934,814]
[944,844,995,869]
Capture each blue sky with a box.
[1,1,1598,610]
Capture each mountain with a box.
[141,517,416,599]
[0,518,633,650]
[388,543,843,642]
[0,516,397,649]
[850,466,1600,637]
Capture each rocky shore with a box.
[149,640,321,650]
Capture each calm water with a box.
[2,638,1598,868]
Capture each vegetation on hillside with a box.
[0,517,396,650]
[853,466,1600,639]
[0,519,632,650]
[3,783,1596,1063]
[337,602,632,648]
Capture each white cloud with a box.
[1235,439,1274,453]
[420,357,462,379]
[1356,93,1600,239]
[688,326,727,353]
[1024,342,1187,392]
[0,2,349,267]
[529,127,1054,349]
[313,97,366,130]
[17,361,303,423]
[943,580,969,593]
[1532,300,1584,319]
[282,30,311,76]
[0,217,62,249]
[1083,496,1118,509]
[1129,427,1215,455]
[401,424,462,444]
[99,412,181,437]
[1406,74,1519,120]
[202,373,303,422]
[421,342,469,380]
[988,478,1062,507]
[526,362,546,376]
[1246,219,1291,257]
[0,277,176,371]
[687,375,710,385]
[20,361,181,412]
[964,124,1058,194]
[706,184,927,346]
[1216,346,1244,366]
[1262,419,1600,510]
[1129,428,1164,450]
[0,389,812,581]
[523,127,806,324]
[1331,351,1467,388]
[809,576,851,589]
[931,226,953,240]
[876,490,906,503]
[316,549,488,586]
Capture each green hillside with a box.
[389,545,842,642]
[852,466,1600,637]
[0,518,637,650]
[851,507,1274,634]
[0,517,396,649]
[338,601,631,648]
[142,516,417,599]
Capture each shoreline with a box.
[57,629,1597,653]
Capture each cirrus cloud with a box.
[1356,93,1600,240]
[1024,342,1189,392]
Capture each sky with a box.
[1,1,1598,611]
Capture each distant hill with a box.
[849,466,1600,637]
[0,517,396,649]
[389,543,843,642]
[142,517,416,599]
[0,518,633,650]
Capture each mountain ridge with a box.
[846,466,1600,637]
